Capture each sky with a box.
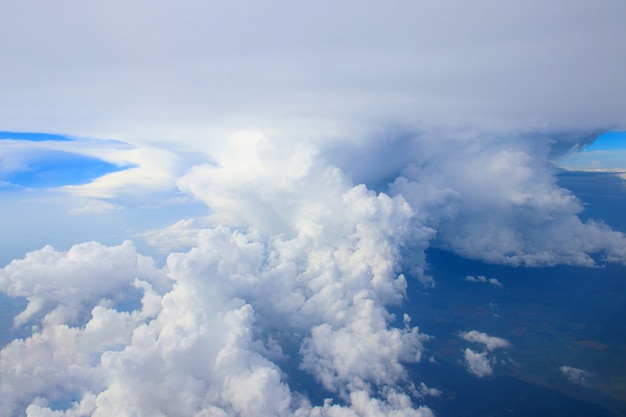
[557,131,626,172]
[1,1,626,416]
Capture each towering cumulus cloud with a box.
[0,133,439,416]
[2,128,626,416]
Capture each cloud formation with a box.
[2,1,626,415]
[464,275,503,287]
[1,1,625,140]
[0,152,435,416]
[560,366,593,386]
[2,126,626,416]
[460,331,511,351]
[459,331,511,378]
[463,348,493,378]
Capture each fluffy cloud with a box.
[0,240,168,327]
[1,1,625,139]
[560,366,593,386]
[0,146,435,416]
[463,349,493,378]
[386,132,626,267]
[2,1,626,415]
[460,331,511,351]
[4,125,626,416]
[464,275,503,287]
[459,331,510,378]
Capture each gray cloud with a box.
[1,1,625,140]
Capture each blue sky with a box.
[0,131,134,189]
[0,131,71,142]
[557,131,626,172]
[585,131,626,151]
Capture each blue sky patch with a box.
[2,149,131,188]
[0,131,72,142]
[556,131,626,172]
[585,131,626,151]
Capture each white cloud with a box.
[3,127,626,416]
[460,330,511,351]
[463,348,493,378]
[0,153,435,416]
[459,331,510,378]
[2,2,626,415]
[387,132,626,267]
[0,240,168,326]
[464,275,503,287]
[560,365,593,386]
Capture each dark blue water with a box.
[557,171,626,232]
[395,171,626,416]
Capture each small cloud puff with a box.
[459,330,511,351]
[463,348,493,378]
[459,331,511,378]
[464,275,503,287]
[560,365,593,386]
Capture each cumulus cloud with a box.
[464,275,503,287]
[460,331,511,351]
[386,132,626,267]
[4,125,626,416]
[4,127,626,415]
[560,366,593,386]
[459,331,511,378]
[463,349,493,378]
[0,240,168,327]
[0,143,436,416]
[2,2,626,415]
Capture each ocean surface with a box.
[401,171,626,416]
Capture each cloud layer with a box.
[1,1,625,140]
[3,127,626,415]
[0,150,435,416]
[2,1,626,415]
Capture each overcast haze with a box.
[2,0,625,141]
